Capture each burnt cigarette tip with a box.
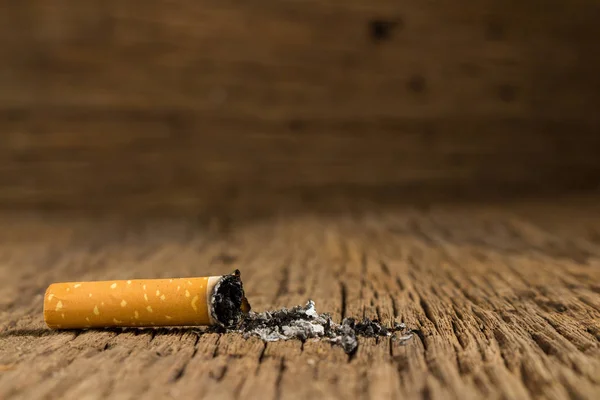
[232,269,251,314]
[211,269,251,329]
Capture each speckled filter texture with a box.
[44,277,219,329]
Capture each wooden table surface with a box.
[1,197,599,399]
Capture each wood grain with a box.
[1,197,599,399]
[0,1,599,213]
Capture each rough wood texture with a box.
[1,1,600,212]
[1,197,600,399]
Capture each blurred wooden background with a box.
[2,4,600,398]
[0,0,599,215]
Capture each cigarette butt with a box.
[44,269,250,330]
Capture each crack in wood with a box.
[340,281,348,321]
[422,383,432,400]
[209,363,228,381]
[390,295,398,319]
[418,296,440,334]
[451,320,467,350]
[257,341,267,366]
[395,276,405,292]
[274,359,285,400]
[379,261,391,277]
[529,332,556,356]
[275,259,291,301]
[492,328,513,372]
[411,328,428,351]
[212,335,222,358]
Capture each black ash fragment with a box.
[231,300,413,354]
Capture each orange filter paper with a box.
[44,276,221,329]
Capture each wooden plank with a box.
[0,112,599,213]
[1,198,600,399]
[0,1,598,120]
[0,1,599,212]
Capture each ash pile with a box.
[236,300,413,354]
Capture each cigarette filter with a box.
[44,270,250,330]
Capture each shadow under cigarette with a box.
[0,329,67,338]
[0,327,213,339]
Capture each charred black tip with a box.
[212,270,250,328]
